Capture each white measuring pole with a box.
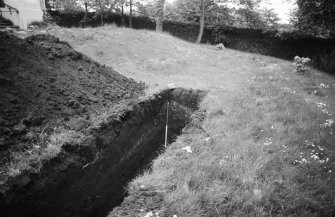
[164,101,169,148]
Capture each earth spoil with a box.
[0,32,144,178]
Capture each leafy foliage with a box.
[166,0,278,29]
[156,0,166,31]
[45,0,282,31]
[293,56,311,74]
[295,0,335,37]
[170,0,229,24]
[45,0,83,12]
[215,42,225,49]
[260,8,279,29]
[232,0,265,28]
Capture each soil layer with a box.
[0,32,144,177]
[0,88,205,217]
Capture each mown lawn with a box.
[50,25,335,216]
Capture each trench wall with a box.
[0,88,205,217]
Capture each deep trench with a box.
[0,88,206,217]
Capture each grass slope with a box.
[50,25,335,216]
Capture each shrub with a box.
[30,21,48,28]
[216,43,225,50]
[211,25,232,45]
[293,56,311,74]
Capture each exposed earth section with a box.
[0,32,145,177]
[0,87,205,217]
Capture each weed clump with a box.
[216,43,225,50]
[293,56,311,74]
[2,130,77,180]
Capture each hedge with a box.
[49,11,335,74]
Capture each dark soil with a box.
[0,31,207,217]
[0,88,205,217]
[0,32,144,178]
[108,107,208,217]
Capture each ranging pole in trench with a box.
[164,101,169,148]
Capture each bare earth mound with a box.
[0,32,144,180]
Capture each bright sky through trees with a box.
[260,0,296,24]
[165,0,297,24]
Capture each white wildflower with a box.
[280,76,290,80]
[264,138,272,146]
[144,211,153,217]
[321,108,332,116]
[216,43,225,50]
[305,98,311,103]
[319,83,330,88]
[316,102,327,108]
[204,137,211,142]
[281,87,296,94]
[247,76,257,84]
[321,119,334,128]
[305,140,315,147]
[181,146,192,153]
[219,156,229,166]
[266,64,279,70]
[294,160,302,164]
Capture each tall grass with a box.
[1,130,79,182]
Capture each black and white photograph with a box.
[0,0,334,216]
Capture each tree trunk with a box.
[121,0,125,26]
[99,0,103,26]
[83,2,88,28]
[195,0,205,44]
[0,0,5,8]
[156,0,166,32]
[129,0,133,28]
[84,3,88,18]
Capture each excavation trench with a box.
[0,88,206,217]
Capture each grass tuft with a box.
[1,129,81,182]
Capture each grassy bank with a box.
[49,25,335,216]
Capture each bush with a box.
[211,25,232,45]
[30,21,48,28]
[216,43,225,50]
[293,56,311,74]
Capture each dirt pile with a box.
[0,32,144,178]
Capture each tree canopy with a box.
[44,0,288,40]
[45,0,83,12]
[295,0,335,37]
